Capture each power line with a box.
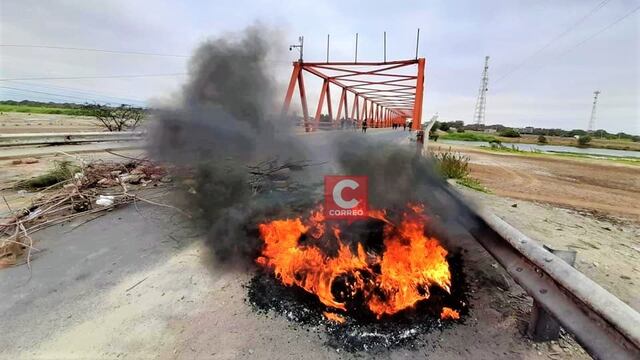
[0,44,189,58]
[499,3,640,85]
[0,73,187,81]
[496,0,612,83]
[0,86,143,105]
[558,3,640,55]
[0,44,290,64]
[0,86,110,101]
[6,81,146,103]
[0,88,67,103]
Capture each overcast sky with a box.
[1,0,638,133]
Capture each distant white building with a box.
[483,128,497,133]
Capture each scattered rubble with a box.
[0,156,181,268]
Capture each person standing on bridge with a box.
[362,119,368,133]
[403,122,407,131]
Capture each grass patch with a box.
[433,150,469,179]
[546,151,640,165]
[456,177,490,193]
[432,148,490,192]
[440,131,497,142]
[479,144,640,166]
[0,104,93,116]
[14,161,81,190]
[481,143,540,154]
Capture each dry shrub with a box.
[433,149,470,179]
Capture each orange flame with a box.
[323,311,346,324]
[256,204,452,319]
[440,307,460,320]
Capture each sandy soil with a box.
[439,144,640,221]
[458,186,640,311]
[0,149,145,214]
[0,112,101,133]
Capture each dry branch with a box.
[0,157,185,269]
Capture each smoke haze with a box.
[149,25,474,266]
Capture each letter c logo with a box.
[333,179,359,209]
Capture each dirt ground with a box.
[0,148,145,213]
[440,144,640,221]
[440,144,640,310]
[459,186,640,311]
[0,112,101,133]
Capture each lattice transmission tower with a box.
[473,56,490,126]
[588,90,600,132]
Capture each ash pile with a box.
[247,255,469,353]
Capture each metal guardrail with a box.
[416,134,639,359]
[462,204,640,359]
[0,131,144,147]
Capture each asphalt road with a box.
[0,127,590,359]
[0,129,418,359]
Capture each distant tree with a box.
[457,127,465,133]
[319,114,332,123]
[577,135,592,147]
[431,121,440,133]
[439,122,450,131]
[499,128,521,138]
[537,135,548,144]
[83,104,145,132]
[566,129,587,137]
[450,120,464,129]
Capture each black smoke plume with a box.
[149,25,475,267]
[149,25,312,266]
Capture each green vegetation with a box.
[0,101,147,121]
[438,129,639,151]
[578,135,592,147]
[480,144,639,166]
[432,149,489,192]
[432,120,464,133]
[433,150,469,179]
[456,177,490,193]
[537,135,548,144]
[439,131,497,142]
[498,128,521,138]
[14,161,81,190]
[0,104,94,116]
[83,104,145,131]
[485,143,529,153]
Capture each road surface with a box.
[0,129,592,359]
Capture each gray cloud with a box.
[1,0,637,133]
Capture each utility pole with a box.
[289,36,304,62]
[326,34,330,63]
[354,33,359,63]
[473,56,490,127]
[588,90,600,132]
[383,31,387,63]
